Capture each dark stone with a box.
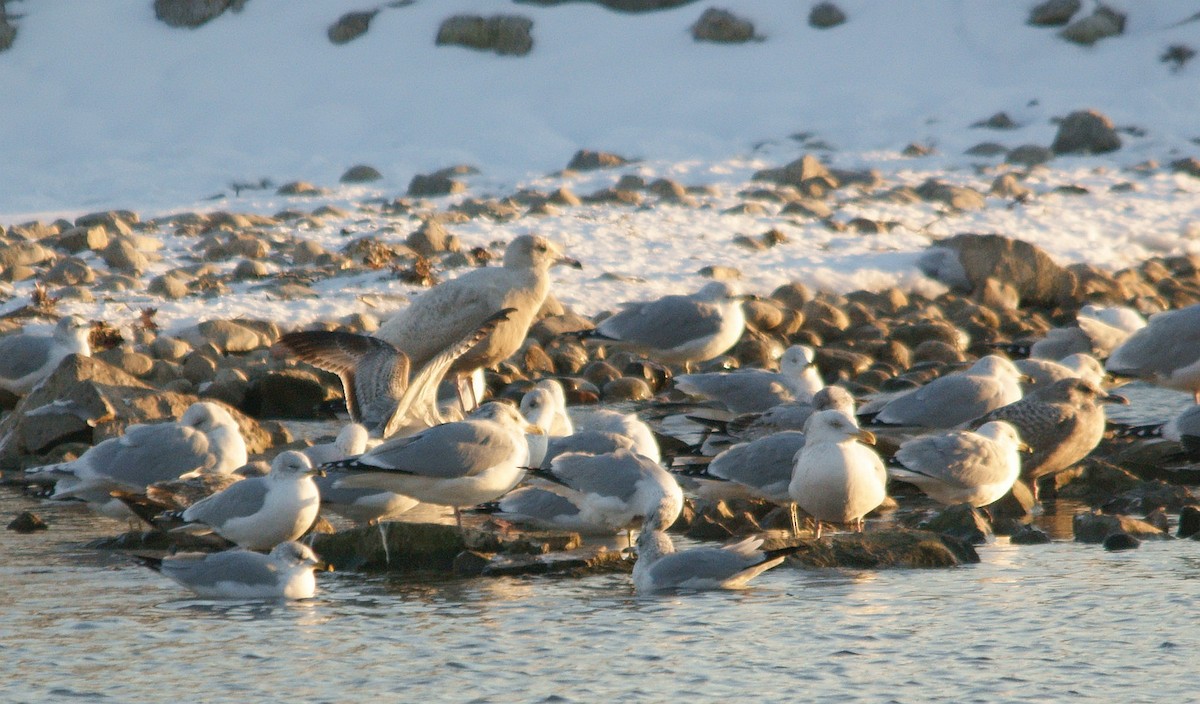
[1102,532,1140,551]
[1009,524,1052,545]
[808,2,846,28]
[407,172,466,197]
[691,7,757,43]
[566,149,631,171]
[436,14,534,56]
[339,164,383,183]
[0,17,15,52]
[1028,0,1080,26]
[154,0,235,28]
[1072,512,1166,543]
[1052,109,1121,155]
[7,511,47,533]
[988,480,1036,519]
[1059,6,1125,46]
[328,10,377,44]
[244,370,334,419]
[923,503,992,545]
[1006,144,1055,166]
[1178,505,1200,538]
[767,528,979,568]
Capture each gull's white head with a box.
[804,409,875,446]
[270,450,320,478]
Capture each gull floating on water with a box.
[0,315,92,395]
[869,355,1024,428]
[888,421,1026,507]
[1105,302,1200,402]
[632,530,797,594]
[789,409,887,538]
[172,451,322,550]
[675,344,824,413]
[580,281,748,370]
[136,541,328,600]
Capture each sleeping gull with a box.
[325,402,535,528]
[275,308,515,436]
[1029,316,1131,360]
[675,344,824,413]
[136,541,328,600]
[869,355,1024,428]
[30,402,246,519]
[887,421,1027,507]
[539,429,637,468]
[1078,304,1146,334]
[1015,353,1105,390]
[0,315,92,395]
[526,448,684,539]
[632,530,797,594]
[533,378,573,436]
[789,409,887,538]
[577,409,660,463]
[580,281,748,370]
[171,451,322,550]
[374,235,580,404]
[969,378,1125,499]
[1106,303,1200,402]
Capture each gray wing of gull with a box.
[1106,305,1200,378]
[676,370,792,413]
[1170,405,1200,441]
[160,550,280,589]
[728,402,817,440]
[0,334,56,381]
[877,375,1010,427]
[182,477,271,526]
[547,449,657,501]
[893,431,1008,489]
[541,431,636,469]
[275,331,407,428]
[498,486,582,520]
[598,296,724,350]
[708,431,805,501]
[347,420,516,479]
[71,424,212,491]
[645,547,762,588]
[975,400,1098,480]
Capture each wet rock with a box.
[988,480,1036,520]
[1056,459,1140,505]
[769,528,979,568]
[1102,532,1140,551]
[691,8,757,43]
[7,511,47,533]
[808,2,846,28]
[923,504,993,545]
[965,142,1009,157]
[481,546,629,578]
[1052,109,1121,155]
[602,377,653,402]
[1072,512,1166,543]
[1178,505,1200,538]
[1006,144,1055,167]
[1059,6,1125,46]
[154,0,236,28]
[328,10,377,44]
[407,171,466,197]
[1028,0,1080,26]
[339,164,383,183]
[436,14,534,56]
[1009,524,1052,545]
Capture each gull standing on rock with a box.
[887,421,1027,507]
[135,541,328,600]
[579,281,749,370]
[1105,303,1200,402]
[674,344,825,413]
[374,235,580,405]
[970,378,1125,500]
[171,451,322,550]
[789,409,887,538]
[869,355,1025,428]
[325,402,536,528]
[632,529,798,594]
[0,315,92,395]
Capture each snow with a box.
[1,0,1199,332]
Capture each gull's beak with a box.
[557,255,583,270]
[525,422,545,436]
[736,293,762,302]
[314,560,334,572]
[1018,442,1034,453]
[1103,393,1129,405]
[856,429,877,446]
[308,467,327,478]
[1020,374,1036,385]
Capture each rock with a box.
[276,181,327,197]
[7,511,47,533]
[328,10,377,45]
[481,546,629,578]
[914,179,986,210]
[436,14,534,56]
[1170,158,1200,179]
[54,225,110,253]
[770,528,979,568]
[94,348,155,378]
[1028,0,1080,26]
[406,219,460,257]
[148,271,191,300]
[1178,505,1200,538]
[965,142,1008,157]
[1052,109,1121,154]
[1059,6,1125,46]
[808,2,846,28]
[0,17,15,53]
[43,258,96,286]
[1072,512,1166,543]
[566,150,631,171]
[1006,144,1055,166]
[0,241,55,270]
[991,173,1033,199]
[101,238,149,274]
[339,164,383,183]
[988,480,1036,519]
[923,504,993,545]
[918,233,1078,308]
[154,0,235,28]
[691,7,757,43]
[407,172,466,197]
[972,112,1019,130]
[178,319,272,354]
[1102,532,1140,551]
[698,265,740,281]
[602,377,653,402]
[244,370,333,418]
[1009,525,1052,545]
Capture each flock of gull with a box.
[9,234,1200,599]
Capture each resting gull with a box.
[172,451,322,550]
[888,421,1027,507]
[0,315,92,395]
[970,378,1126,499]
[580,281,748,370]
[533,378,574,436]
[1015,353,1105,390]
[326,402,535,528]
[869,355,1024,428]
[694,385,856,453]
[789,409,887,538]
[578,409,661,463]
[374,235,580,403]
[675,344,824,413]
[520,386,568,467]
[538,429,637,469]
[632,530,797,594]
[136,541,328,600]
[1106,303,1200,402]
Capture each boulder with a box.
[1059,6,1125,46]
[436,14,534,56]
[177,319,274,354]
[328,10,377,44]
[1072,511,1167,543]
[0,16,15,52]
[766,528,979,568]
[1028,0,1080,26]
[566,150,631,171]
[917,233,1077,308]
[1052,110,1121,154]
[407,172,466,197]
[923,504,992,544]
[339,164,383,183]
[808,2,846,28]
[154,0,236,28]
[914,179,986,210]
[691,7,757,43]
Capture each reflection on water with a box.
[5,385,1200,701]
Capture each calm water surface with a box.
[3,383,1197,703]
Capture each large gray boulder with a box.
[918,233,1078,308]
[154,0,242,28]
[691,7,757,43]
[436,14,534,56]
[1052,109,1121,155]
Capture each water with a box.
[4,384,1197,703]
